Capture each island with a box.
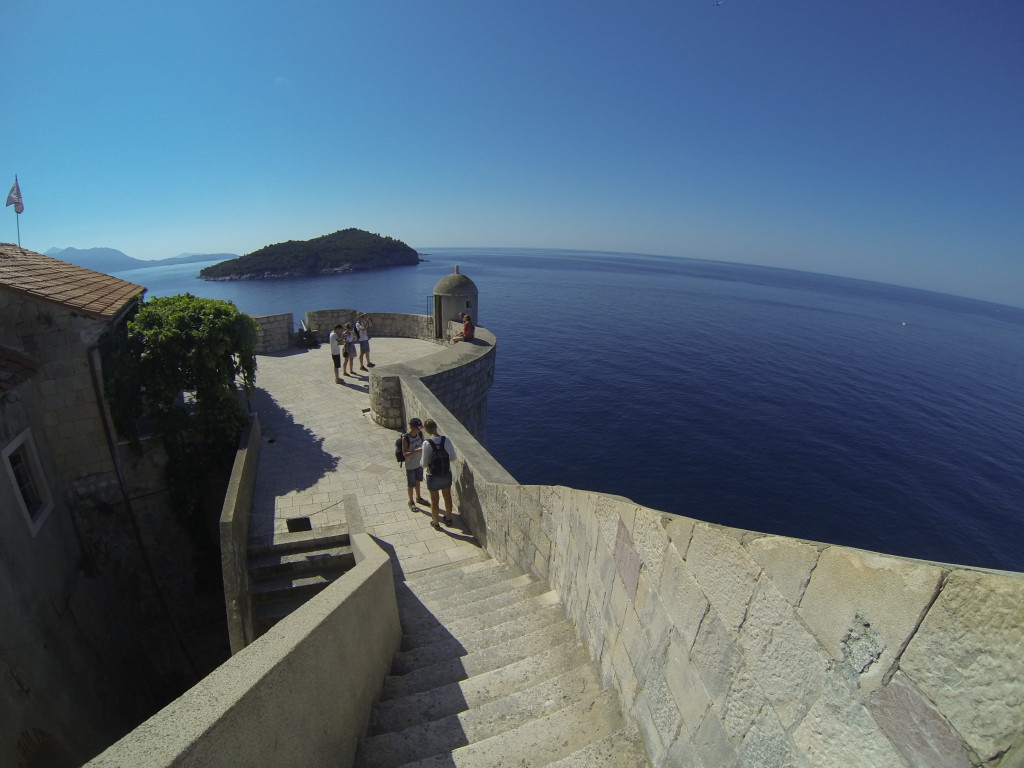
[199,228,420,280]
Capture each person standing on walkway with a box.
[329,324,344,383]
[402,418,427,510]
[355,312,375,371]
[341,322,357,377]
[421,419,457,530]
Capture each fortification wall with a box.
[460,481,1023,767]
[252,313,292,354]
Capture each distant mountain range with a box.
[46,247,237,274]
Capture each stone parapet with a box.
[453,476,1024,768]
[86,533,402,768]
[252,313,292,354]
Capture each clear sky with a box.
[3,1,1022,306]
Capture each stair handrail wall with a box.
[86,533,401,768]
[219,414,261,654]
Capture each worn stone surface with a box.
[901,569,1024,763]
[691,610,744,715]
[793,678,908,768]
[664,515,697,557]
[719,664,768,742]
[798,546,943,693]
[664,629,712,740]
[686,523,761,632]
[658,544,709,652]
[869,672,973,768]
[692,707,740,768]
[738,578,829,728]
[739,705,812,768]
[745,535,819,607]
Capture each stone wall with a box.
[461,480,1024,767]
[368,326,496,441]
[252,313,293,354]
[0,290,117,481]
[220,416,262,654]
[86,533,402,768]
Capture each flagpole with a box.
[15,210,20,248]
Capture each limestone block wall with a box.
[252,313,293,354]
[369,326,496,441]
[0,291,116,481]
[302,310,434,344]
[467,482,1024,768]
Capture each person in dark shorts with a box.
[329,324,344,383]
[355,312,375,370]
[402,418,426,509]
[421,419,457,530]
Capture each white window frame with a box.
[3,428,54,535]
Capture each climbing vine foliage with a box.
[103,294,258,515]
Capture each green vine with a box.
[102,294,258,535]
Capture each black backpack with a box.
[428,436,450,476]
[395,435,406,464]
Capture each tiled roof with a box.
[0,343,39,394]
[0,243,145,319]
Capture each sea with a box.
[112,249,1024,573]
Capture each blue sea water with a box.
[114,249,1024,572]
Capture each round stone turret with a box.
[432,266,478,339]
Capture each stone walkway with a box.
[250,338,485,577]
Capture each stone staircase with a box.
[355,557,649,768]
[248,524,356,637]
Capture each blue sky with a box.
[3,1,1022,306]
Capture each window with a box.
[3,428,53,534]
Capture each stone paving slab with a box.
[250,338,485,576]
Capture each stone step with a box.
[403,556,503,586]
[381,619,579,701]
[387,690,625,768]
[398,577,550,636]
[250,572,338,605]
[404,562,523,602]
[397,570,534,616]
[545,729,650,767]
[248,545,355,580]
[248,523,349,557]
[369,640,592,735]
[357,663,604,768]
[393,598,569,663]
[393,593,569,671]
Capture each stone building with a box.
[0,245,201,767]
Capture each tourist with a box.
[328,324,344,383]
[421,419,457,530]
[402,418,427,510]
[341,322,357,376]
[355,312,375,370]
[452,314,475,343]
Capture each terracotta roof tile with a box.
[0,243,145,319]
[0,343,40,394]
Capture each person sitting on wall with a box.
[452,314,475,343]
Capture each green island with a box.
[199,228,420,280]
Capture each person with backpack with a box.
[400,418,427,510]
[421,418,457,530]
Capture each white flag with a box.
[6,177,24,214]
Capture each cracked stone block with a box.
[798,546,943,693]
[686,523,761,632]
[793,677,907,768]
[737,578,829,729]
[869,672,973,768]
[745,535,820,607]
[901,569,1024,764]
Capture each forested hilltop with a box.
[199,228,420,280]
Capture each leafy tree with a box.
[103,294,258,546]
